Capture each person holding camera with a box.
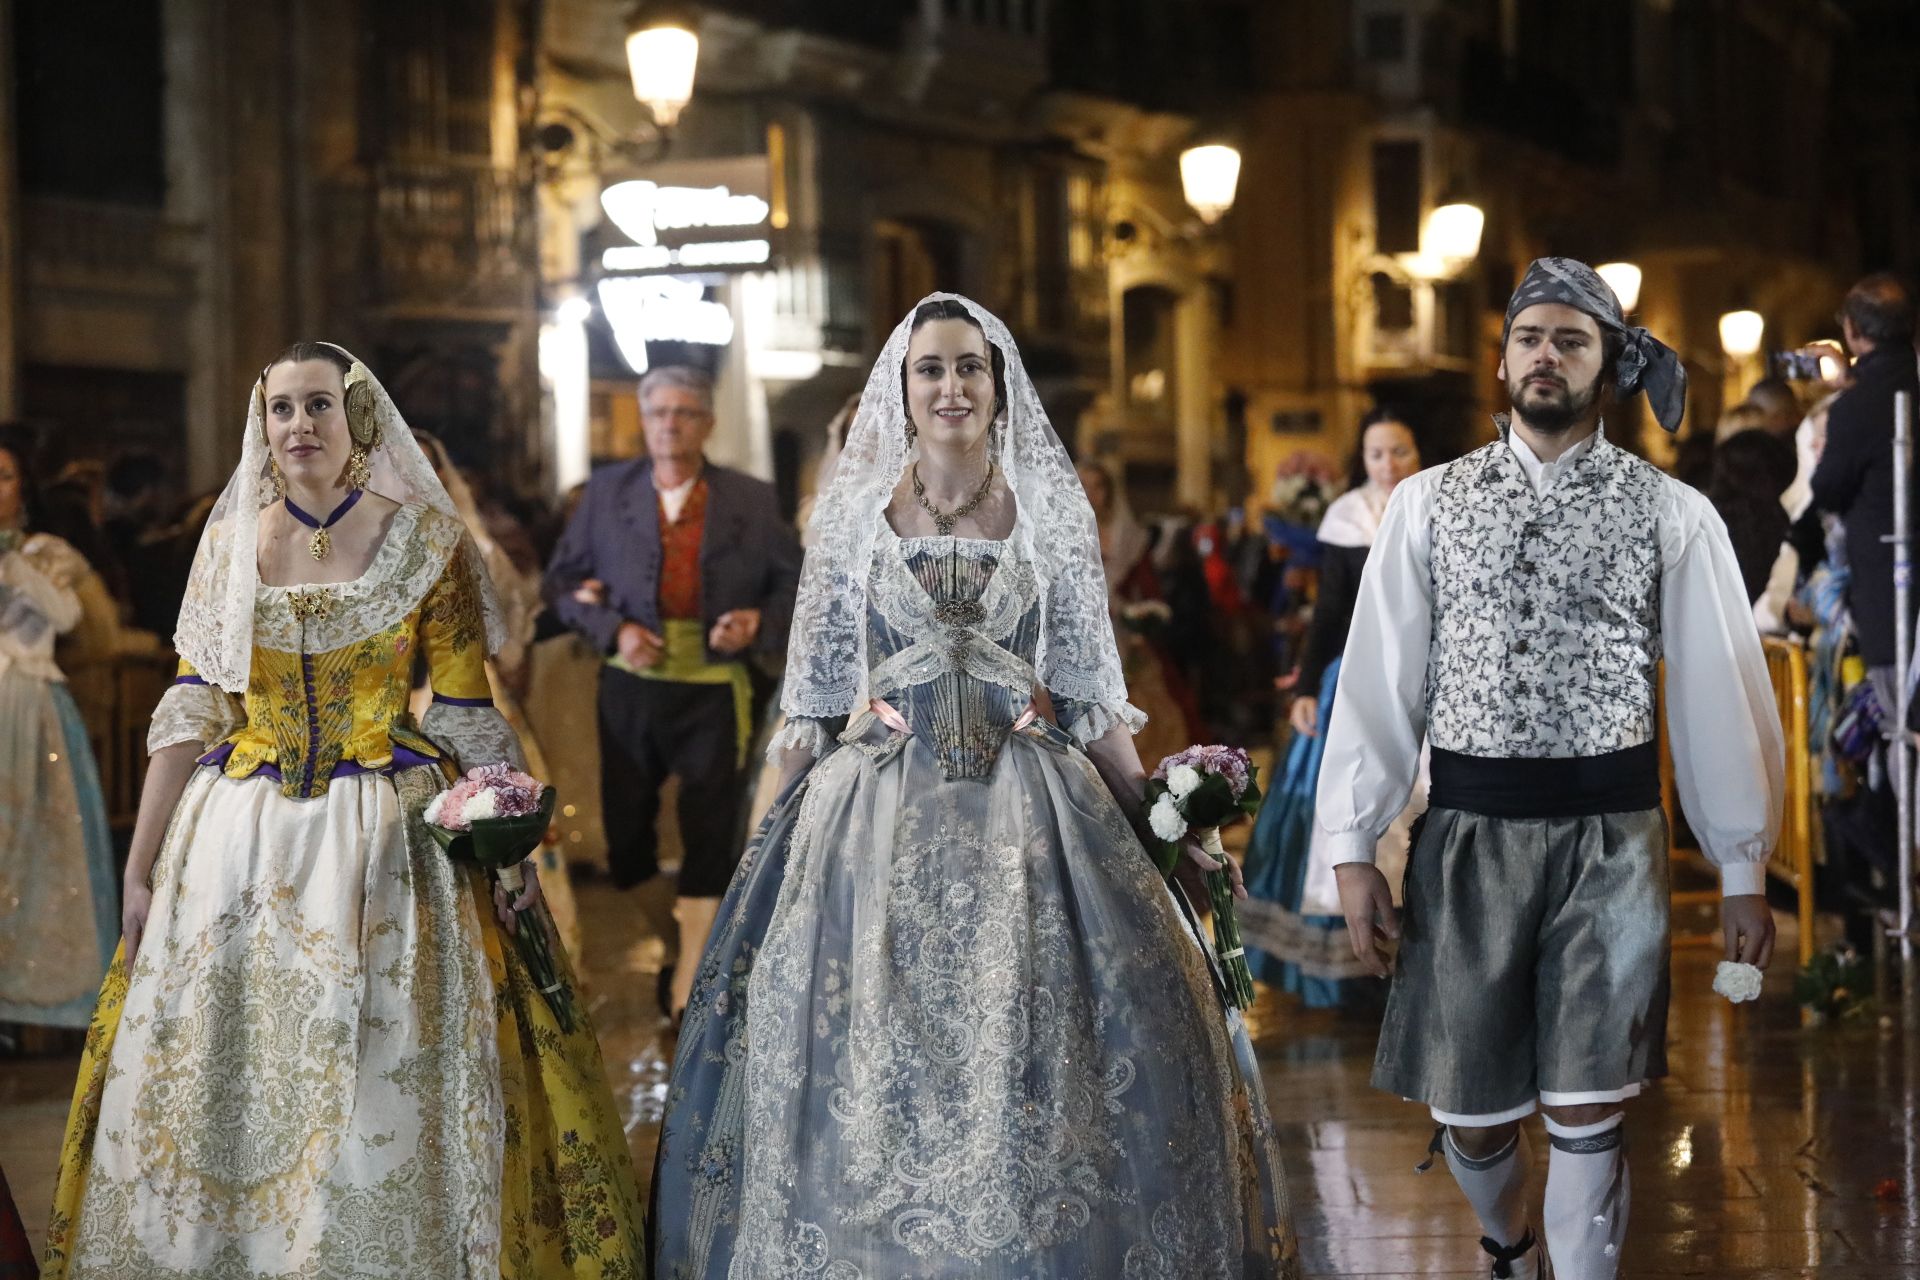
[1810,273,1920,722]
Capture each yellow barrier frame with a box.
[1662,639,1817,966]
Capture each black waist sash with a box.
[1427,741,1661,818]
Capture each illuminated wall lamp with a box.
[1719,310,1765,359]
[1400,202,1483,280]
[1423,202,1484,263]
[1180,144,1241,225]
[626,4,700,129]
[1595,262,1643,314]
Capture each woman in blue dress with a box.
[0,430,116,1032]
[649,295,1299,1279]
[1240,410,1423,1008]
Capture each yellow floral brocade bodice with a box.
[169,505,497,798]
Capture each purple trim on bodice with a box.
[196,739,443,785]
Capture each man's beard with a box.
[1507,370,1602,434]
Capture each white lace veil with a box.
[175,343,507,692]
[782,292,1130,720]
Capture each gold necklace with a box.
[911,460,995,536]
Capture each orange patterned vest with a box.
[658,477,707,620]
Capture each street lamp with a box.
[626,4,700,129]
[1719,309,1765,358]
[1422,202,1484,264]
[1596,261,1643,314]
[1180,144,1241,225]
[1401,201,1483,279]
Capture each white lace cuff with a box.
[421,701,528,774]
[765,716,835,765]
[147,681,245,754]
[1063,699,1148,747]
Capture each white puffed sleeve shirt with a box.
[1315,429,1784,897]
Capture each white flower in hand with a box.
[424,792,446,826]
[1713,960,1763,1004]
[461,789,500,823]
[1166,764,1203,800]
[1148,794,1188,842]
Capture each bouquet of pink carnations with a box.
[1143,745,1263,1010]
[424,764,573,1031]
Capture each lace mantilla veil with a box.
[175,343,508,692]
[783,292,1137,727]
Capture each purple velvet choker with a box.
[284,488,363,561]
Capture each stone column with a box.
[167,0,233,493]
[708,276,773,481]
[0,0,20,420]
[1175,284,1215,510]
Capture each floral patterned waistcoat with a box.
[1425,431,1663,758]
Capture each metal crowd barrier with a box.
[1662,639,1818,967]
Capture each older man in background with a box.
[545,365,801,1022]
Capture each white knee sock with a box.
[1444,1127,1541,1279]
[1543,1113,1629,1280]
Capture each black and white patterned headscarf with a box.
[1503,256,1688,433]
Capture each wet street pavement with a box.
[6,876,1919,1277]
[1248,938,1920,1278]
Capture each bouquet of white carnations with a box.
[1142,745,1263,1010]
[1713,960,1763,1005]
[424,764,573,1031]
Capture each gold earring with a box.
[345,446,372,491]
[905,420,918,443]
[269,458,287,500]
[343,365,379,448]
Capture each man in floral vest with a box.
[546,365,801,1023]
[1316,258,1784,1279]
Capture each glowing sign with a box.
[601,180,770,248]
[601,239,771,272]
[598,275,736,365]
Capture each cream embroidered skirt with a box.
[44,765,645,1279]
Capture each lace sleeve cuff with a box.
[147,681,245,754]
[765,716,835,765]
[1060,699,1148,748]
[422,700,528,774]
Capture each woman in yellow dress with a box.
[43,343,644,1279]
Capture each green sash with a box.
[609,618,754,766]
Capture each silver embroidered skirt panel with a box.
[650,538,1300,1278]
